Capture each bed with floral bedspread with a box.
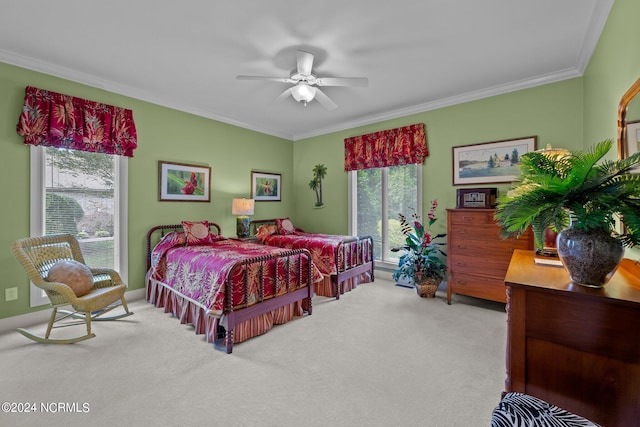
[250,218,374,299]
[145,221,322,353]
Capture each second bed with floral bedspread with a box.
[251,218,374,299]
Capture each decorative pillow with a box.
[256,224,278,240]
[181,220,224,245]
[275,217,296,235]
[46,259,93,297]
[151,231,186,265]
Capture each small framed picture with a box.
[624,120,640,163]
[158,161,211,202]
[251,171,281,202]
[452,136,537,185]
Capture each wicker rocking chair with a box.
[12,234,133,344]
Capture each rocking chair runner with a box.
[12,234,133,344]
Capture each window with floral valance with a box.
[344,123,427,171]
[16,86,137,157]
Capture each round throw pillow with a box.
[46,259,93,297]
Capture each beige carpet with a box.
[0,278,507,427]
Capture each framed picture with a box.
[158,160,211,202]
[624,120,640,163]
[452,136,537,185]
[251,171,281,202]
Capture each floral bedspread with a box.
[149,233,322,316]
[260,233,372,276]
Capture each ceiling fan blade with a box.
[297,50,314,76]
[314,88,338,111]
[278,87,293,100]
[236,75,295,84]
[316,77,369,87]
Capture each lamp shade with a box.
[537,144,570,157]
[232,198,254,216]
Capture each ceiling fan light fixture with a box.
[236,50,366,110]
[291,83,316,104]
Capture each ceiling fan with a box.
[236,50,368,110]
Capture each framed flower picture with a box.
[158,161,211,202]
[251,171,281,201]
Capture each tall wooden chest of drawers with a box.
[446,208,532,304]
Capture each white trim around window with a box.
[29,146,128,307]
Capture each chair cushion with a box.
[46,259,93,297]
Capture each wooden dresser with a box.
[504,250,640,427]
[446,208,532,304]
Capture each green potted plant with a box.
[392,200,447,298]
[495,139,640,287]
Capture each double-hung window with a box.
[29,146,128,307]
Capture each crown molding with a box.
[292,67,583,141]
[0,50,293,140]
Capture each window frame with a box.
[29,145,128,307]
[348,164,422,270]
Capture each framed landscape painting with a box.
[452,136,537,185]
[158,161,211,202]
[251,171,281,201]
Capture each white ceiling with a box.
[0,0,613,141]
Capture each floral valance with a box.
[344,123,427,171]
[16,86,137,157]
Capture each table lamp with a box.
[231,198,254,238]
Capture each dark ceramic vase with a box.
[556,226,624,288]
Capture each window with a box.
[349,164,422,270]
[29,146,128,307]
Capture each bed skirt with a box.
[314,272,373,298]
[146,277,304,346]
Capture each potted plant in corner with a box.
[392,200,447,298]
[495,139,640,287]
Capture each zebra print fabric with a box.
[491,392,601,427]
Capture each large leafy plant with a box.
[495,139,640,249]
[392,200,447,283]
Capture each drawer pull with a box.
[457,245,467,249]
[456,280,468,285]
[456,261,467,267]
[462,216,474,221]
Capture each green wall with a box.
[0,62,293,319]
[2,0,639,320]
[292,78,584,235]
[583,0,640,147]
[582,0,640,260]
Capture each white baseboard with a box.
[0,288,145,336]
